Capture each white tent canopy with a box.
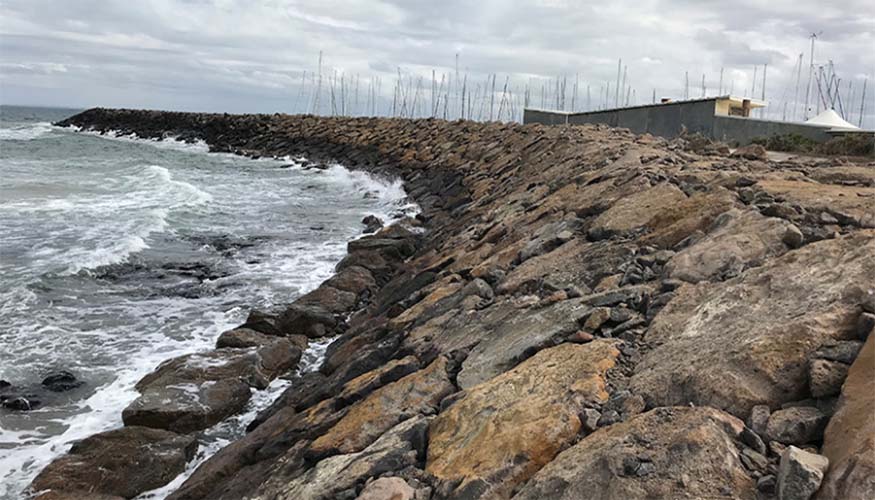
[805,109,859,129]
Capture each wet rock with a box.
[257,416,430,500]
[216,327,307,350]
[0,379,10,390]
[240,309,284,336]
[33,492,124,500]
[307,356,453,457]
[632,233,875,419]
[2,396,35,411]
[277,303,341,338]
[778,446,829,500]
[818,335,875,499]
[808,359,849,398]
[41,371,84,392]
[766,406,828,445]
[426,341,620,498]
[30,426,197,499]
[362,215,384,234]
[514,407,756,500]
[356,477,415,500]
[122,379,251,433]
[136,340,301,391]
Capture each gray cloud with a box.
[1,0,872,126]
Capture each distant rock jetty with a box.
[27,108,875,500]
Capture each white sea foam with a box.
[73,126,210,153]
[0,122,54,141]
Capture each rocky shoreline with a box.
[23,108,875,500]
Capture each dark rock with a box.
[41,371,84,392]
[581,408,601,433]
[30,426,197,499]
[361,215,384,233]
[122,378,251,433]
[757,474,777,494]
[2,396,35,411]
[0,379,10,390]
[857,312,875,340]
[741,426,767,455]
[277,303,340,338]
[766,406,828,445]
[598,410,620,427]
[740,448,769,471]
[240,309,284,336]
[813,340,864,364]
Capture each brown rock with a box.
[631,232,875,418]
[514,407,756,500]
[307,356,453,457]
[30,426,196,499]
[426,340,620,498]
[817,335,875,500]
[665,209,795,283]
[732,144,768,161]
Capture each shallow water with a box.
[0,105,415,498]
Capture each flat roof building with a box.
[524,96,871,146]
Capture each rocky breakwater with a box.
[30,108,875,500]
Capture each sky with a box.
[1,0,873,126]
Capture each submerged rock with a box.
[41,371,84,392]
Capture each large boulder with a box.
[631,232,875,418]
[124,340,300,433]
[426,340,620,498]
[817,335,875,499]
[513,407,756,500]
[308,356,454,457]
[122,378,251,433]
[30,426,197,499]
[664,209,796,283]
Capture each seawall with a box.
[30,109,875,500]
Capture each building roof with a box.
[805,109,859,130]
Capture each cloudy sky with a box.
[1,0,872,125]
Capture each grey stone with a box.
[766,407,828,445]
[777,446,829,500]
[122,379,251,433]
[741,426,767,455]
[809,359,850,398]
[748,405,771,437]
[581,408,601,433]
[814,340,864,364]
[758,474,777,494]
[782,225,805,249]
[740,448,769,471]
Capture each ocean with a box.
[0,105,416,498]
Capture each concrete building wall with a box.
[524,99,840,146]
[711,116,833,145]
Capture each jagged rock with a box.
[216,328,307,350]
[334,355,421,405]
[258,416,430,500]
[664,209,795,283]
[307,356,453,457]
[295,286,359,314]
[809,359,849,398]
[514,407,756,500]
[778,446,829,500]
[766,406,829,445]
[631,232,875,418]
[356,477,415,500]
[426,341,620,498]
[323,265,378,295]
[817,335,875,499]
[30,426,196,499]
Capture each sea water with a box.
[0,105,416,498]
